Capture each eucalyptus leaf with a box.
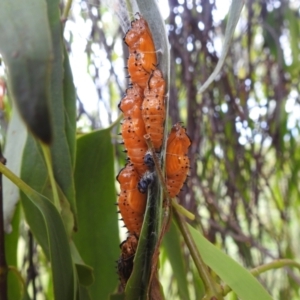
[21,134,74,239]
[3,109,27,233]
[188,225,273,300]
[45,0,77,218]
[162,220,191,300]
[1,162,75,300]
[110,294,126,300]
[0,0,53,143]
[21,193,75,300]
[62,46,77,168]
[74,129,119,299]
[70,241,94,287]
[198,0,244,94]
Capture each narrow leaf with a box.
[162,220,191,300]
[70,242,94,287]
[1,162,75,300]
[3,109,27,232]
[198,0,245,94]
[188,225,273,300]
[21,134,74,239]
[46,0,77,218]
[21,193,75,300]
[62,46,77,168]
[0,0,53,143]
[74,129,119,299]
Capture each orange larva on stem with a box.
[124,14,157,88]
[119,84,144,118]
[142,69,166,152]
[127,54,153,88]
[119,84,148,176]
[117,163,147,235]
[165,123,191,198]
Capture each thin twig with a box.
[173,209,223,300]
[61,0,73,22]
[40,144,60,211]
[107,113,123,131]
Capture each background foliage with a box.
[1,0,300,299]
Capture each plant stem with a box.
[0,162,41,206]
[222,259,300,296]
[40,144,60,211]
[171,199,195,220]
[62,0,73,22]
[107,113,123,131]
[173,209,223,300]
[0,146,7,300]
[144,135,169,200]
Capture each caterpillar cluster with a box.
[118,14,165,234]
[117,14,166,287]
[116,14,191,288]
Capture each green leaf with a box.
[110,294,126,300]
[21,134,74,240]
[70,241,94,287]
[162,220,191,300]
[21,193,75,300]
[188,225,273,300]
[198,0,244,94]
[77,285,92,300]
[74,129,119,299]
[46,0,77,219]
[3,109,27,232]
[1,162,76,300]
[62,46,77,168]
[21,135,51,257]
[75,264,94,288]
[0,0,53,143]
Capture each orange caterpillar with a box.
[124,14,157,88]
[119,84,148,176]
[165,123,191,198]
[117,163,147,235]
[142,69,166,152]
